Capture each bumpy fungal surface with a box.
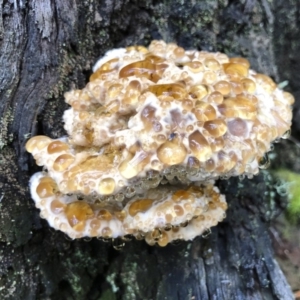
[26,40,293,246]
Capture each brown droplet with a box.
[128,199,154,217]
[210,136,224,152]
[188,130,212,162]
[65,201,94,231]
[53,154,75,172]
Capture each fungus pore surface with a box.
[26,41,293,246]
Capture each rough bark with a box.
[0,0,298,299]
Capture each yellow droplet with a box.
[157,140,187,165]
[98,178,115,195]
[25,136,52,153]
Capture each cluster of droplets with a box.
[26,40,294,247]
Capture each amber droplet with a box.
[229,57,250,68]
[50,199,66,214]
[25,135,52,153]
[173,46,185,58]
[101,227,112,238]
[128,199,154,217]
[207,91,224,104]
[241,78,256,93]
[47,141,69,154]
[115,210,126,221]
[151,228,162,241]
[174,204,184,216]
[172,190,192,202]
[157,140,187,165]
[98,178,115,195]
[53,154,75,172]
[90,58,118,81]
[188,130,212,162]
[193,102,216,122]
[205,158,215,172]
[184,61,204,73]
[224,62,249,77]
[203,119,227,137]
[230,80,244,95]
[36,178,57,198]
[214,80,231,96]
[157,231,169,247]
[189,84,208,100]
[147,83,187,100]
[218,95,257,120]
[119,60,160,82]
[97,209,113,221]
[65,201,94,231]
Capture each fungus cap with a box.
[26,40,293,246]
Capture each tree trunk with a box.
[0,0,297,299]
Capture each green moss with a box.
[274,169,300,222]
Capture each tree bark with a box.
[0,0,297,299]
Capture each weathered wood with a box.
[0,0,297,299]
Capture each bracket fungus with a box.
[26,40,293,247]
